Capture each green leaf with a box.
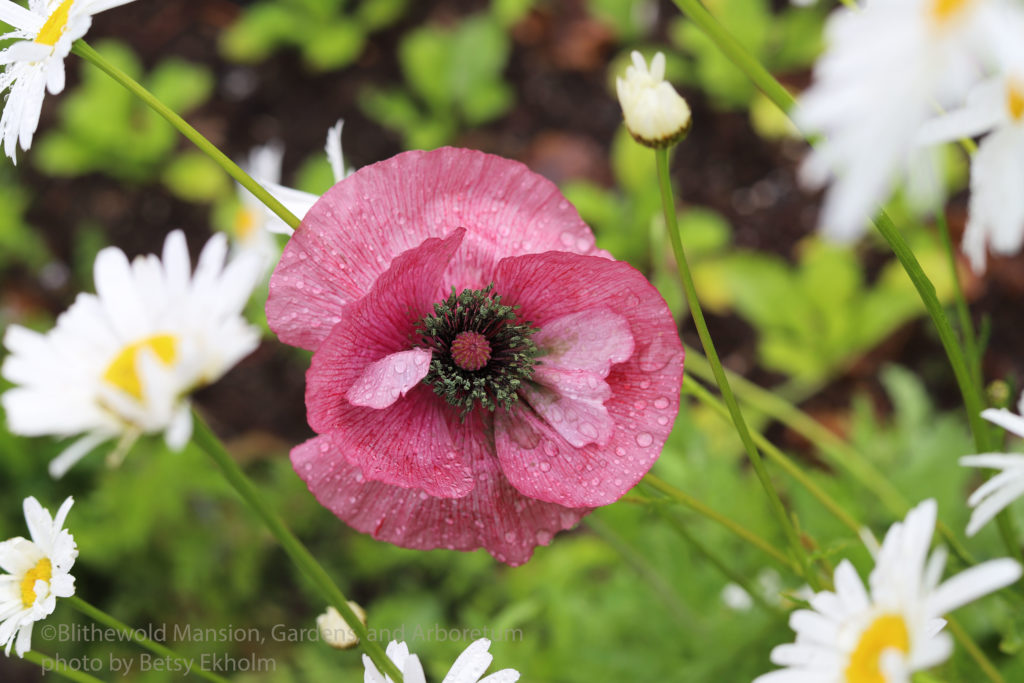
[162,151,232,203]
[303,19,366,71]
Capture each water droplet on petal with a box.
[653,397,669,409]
[635,433,653,447]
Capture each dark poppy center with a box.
[416,284,539,416]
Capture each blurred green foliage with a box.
[220,0,409,71]
[0,176,49,271]
[35,41,216,193]
[669,0,825,110]
[359,9,514,149]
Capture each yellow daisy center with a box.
[19,558,52,608]
[928,0,972,26]
[102,334,178,400]
[1007,77,1024,122]
[845,614,911,683]
[234,207,260,242]
[34,0,76,47]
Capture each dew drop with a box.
[653,397,669,409]
[536,529,553,544]
[615,447,626,457]
[635,432,653,447]
[539,461,552,473]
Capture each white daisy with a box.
[755,499,1022,683]
[236,118,352,242]
[615,51,691,148]
[959,395,1024,536]
[1,230,261,477]
[796,0,1008,241]
[364,639,519,683]
[0,0,137,162]
[918,18,1024,272]
[230,140,287,266]
[0,496,77,658]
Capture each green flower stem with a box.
[874,217,1023,562]
[71,40,301,232]
[644,498,784,615]
[670,0,797,118]
[683,376,862,535]
[583,517,693,624]
[948,616,1005,683]
[935,211,981,391]
[683,346,980,568]
[670,0,1023,563]
[641,473,800,575]
[66,597,228,683]
[655,146,820,590]
[190,413,404,683]
[22,651,105,682]
[684,349,906,513]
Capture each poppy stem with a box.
[654,145,822,591]
[70,40,301,232]
[189,412,404,683]
[639,474,800,574]
[683,345,987,572]
[65,596,230,683]
[682,376,863,535]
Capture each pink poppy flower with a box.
[268,148,683,565]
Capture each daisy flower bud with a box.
[616,51,692,148]
[316,602,366,650]
[0,497,78,658]
[1,230,262,477]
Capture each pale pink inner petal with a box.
[491,252,683,508]
[346,348,433,410]
[534,308,634,375]
[305,231,462,432]
[522,367,613,448]
[303,232,472,497]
